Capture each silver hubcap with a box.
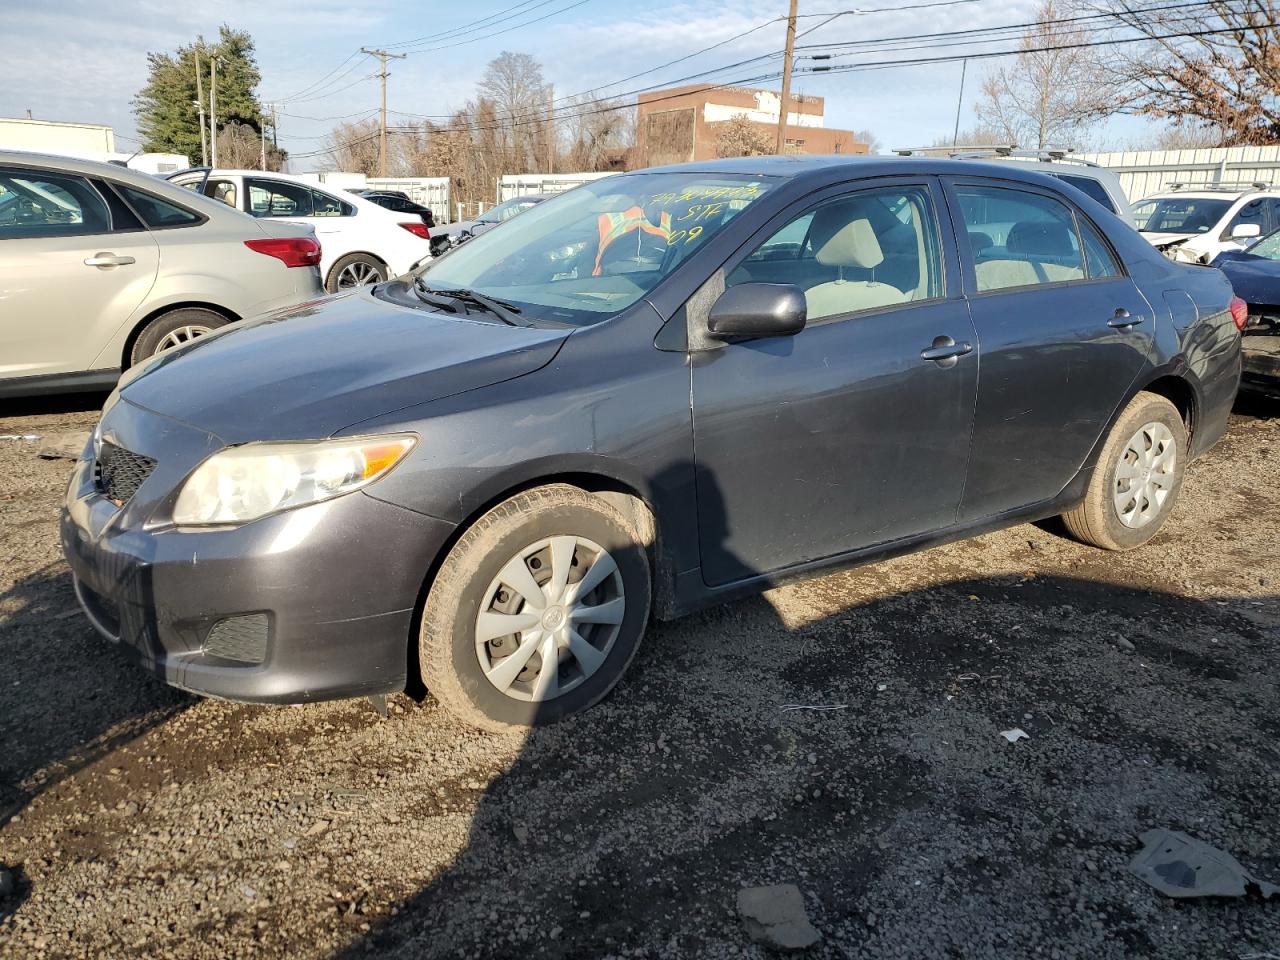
[156,324,213,351]
[475,535,625,702]
[336,260,381,288]
[1113,420,1177,529]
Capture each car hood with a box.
[1140,231,1196,248]
[1216,254,1280,306]
[119,289,571,443]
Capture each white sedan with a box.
[170,169,432,292]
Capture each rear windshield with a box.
[417,172,776,327]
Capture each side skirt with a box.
[0,368,120,399]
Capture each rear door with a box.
[945,178,1155,521]
[0,165,159,380]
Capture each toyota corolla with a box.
[61,157,1243,731]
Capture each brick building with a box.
[636,85,867,166]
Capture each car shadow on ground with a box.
[324,453,1280,959]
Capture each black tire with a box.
[326,253,387,292]
[129,306,229,366]
[1061,392,1188,550]
[420,484,652,732]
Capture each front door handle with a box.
[1107,308,1144,329]
[84,253,136,268]
[921,335,974,366]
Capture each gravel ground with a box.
[1,391,1278,960]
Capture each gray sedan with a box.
[62,156,1241,731]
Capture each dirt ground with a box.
[1,391,1278,960]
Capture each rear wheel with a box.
[1061,392,1187,550]
[419,485,651,732]
[327,253,386,292]
[129,306,228,365]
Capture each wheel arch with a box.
[122,301,240,369]
[1139,371,1198,438]
[401,465,675,701]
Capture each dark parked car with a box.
[62,157,1243,731]
[357,190,435,228]
[1213,230,1280,396]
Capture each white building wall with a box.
[1077,146,1280,201]
[0,117,115,154]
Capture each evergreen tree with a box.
[132,26,281,163]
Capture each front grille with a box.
[95,441,156,505]
[203,614,270,664]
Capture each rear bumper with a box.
[1241,334,1280,396]
[60,445,455,704]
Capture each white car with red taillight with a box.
[0,150,324,398]
[169,168,432,292]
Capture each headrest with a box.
[968,231,994,254]
[1007,220,1075,258]
[810,203,884,269]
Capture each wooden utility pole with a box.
[194,46,209,166]
[361,47,407,177]
[546,85,555,174]
[260,103,270,170]
[209,55,219,168]
[775,0,799,155]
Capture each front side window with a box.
[246,178,314,218]
[416,173,775,326]
[1132,196,1231,235]
[728,185,942,322]
[0,168,111,238]
[115,184,202,228]
[209,179,239,208]
[1225,197,1266,238]
[956,185,1086,292]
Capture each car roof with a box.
[633,154,1088,193]
[1,149,189,189]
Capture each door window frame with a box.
[940,176,1130,298]
[711,176,958,331]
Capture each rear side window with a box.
[1079,217,1122,279]
[0,168,111,238]
[115,184,202,228]
[246,178,314,217]
[955,185,1085,292]
[1057,174,1117,213]
[313,190,354,217]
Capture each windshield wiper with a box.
[413,280,526,326]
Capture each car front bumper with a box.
[59,405,455,704]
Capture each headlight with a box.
[172,434,416,526]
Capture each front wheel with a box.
[1061,392,1187,550]
[419,485,652,732]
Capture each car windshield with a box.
[416,173,776,326]
[479,196,540,223]
[1132,197,1231,235]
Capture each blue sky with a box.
[1,0,1161,169]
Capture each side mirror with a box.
[707,283,807,340]
[1231,223,1261,240]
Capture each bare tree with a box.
[563,94,634,171]
[478,51,551,173]
[215,121,263,169]
[324,118,381,176]
[715,114,774,158]
[975,0,1104,149]
[1093,0,1280,145]
[852,129,882,154]
[923,126,1006,151]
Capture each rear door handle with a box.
[1107,308,1144,329]
[84,253,136,268]
[920,336,974,364]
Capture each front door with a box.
[945,179,1156,521]
[0,165,159,379]
[691,179,978,586]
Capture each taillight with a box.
[399,222,430,240]
[1229,295,1248,332]
[244,237,322,268]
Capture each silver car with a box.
[0,151,324,397]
